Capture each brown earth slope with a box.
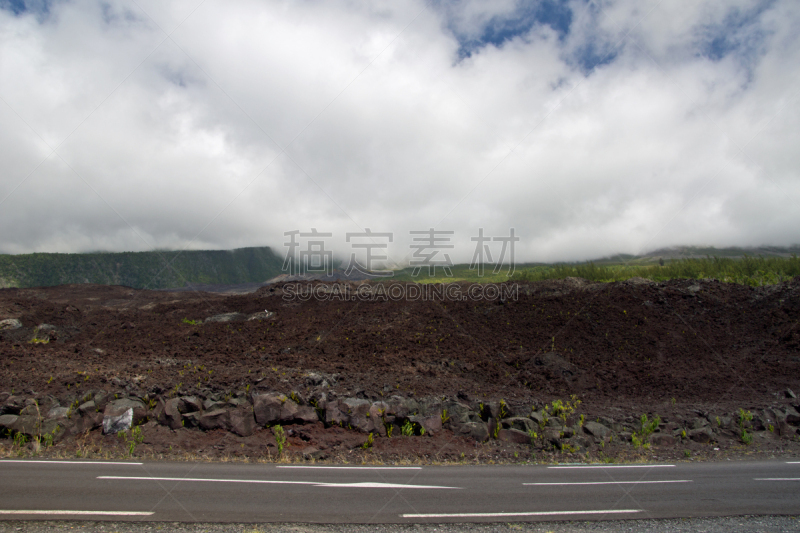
[0,277,799,463]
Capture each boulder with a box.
[47,407,70,420]
[544,427,563,446]
[105,398,147,425]
[0,414,18,433]
[502,417,534,433]
[785,406,800,425]
[159,398,186,430]
[650,434,677,447]
[78,401,97,416]
[181,396,204,413]
[198,409,229,431]
[228,405,256,437]
[342,398,375,432]
[583,421,611,440]
[103,408,132,435]
[204,313,246,323]
[459,421,489,442]
[0,396,24,416]
[498,428,531,445]
[417,415,442,436]
[253,394,284,426]
[689,427,714,443]
[0,318,22,330]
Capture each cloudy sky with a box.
[1,0,798,266]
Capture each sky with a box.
[1,0,799,268]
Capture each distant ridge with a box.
[0,246,284,290]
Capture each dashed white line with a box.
[548,464,675,469]
[97,476,458,489]
[402,509,642,518]
[755,478,800,481]
[0,510,152,516]
[0,460,143,465]
[277,466,421,470]
[524,480,692,486]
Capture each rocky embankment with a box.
[2,382,800,462]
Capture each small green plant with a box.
[499,399,509,419]
[631,414,661,449]
[362,433,374,449]
[182,318,201,325]
[440,409,449,425]
[738,408,753,444]
[768,424,774,433]
[680,429,687,439]
[715,416,722,427]
[273,425,287,455]
[671,397,676,406]
[401,420,414,436]
[684,449,691,458]
[579,414,585,427]
[13,432,28,448]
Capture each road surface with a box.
[1,459,798,523]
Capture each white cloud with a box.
[0,0,798,265]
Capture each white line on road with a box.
[754,478,800,481]
[1,460,143,465]
[548,465,675,469]
[786,462,800,464]
[402,509,642,518]
[524,480,691,485]
[277,466,422,470]
[98,476,458,489]
[0,510,152,516]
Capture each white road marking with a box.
[548,464,675,469]
[0,510,152,516]
[277,466,421,470]
[786,462,800,464]
[524,480,691,485]
[755,478,800,481]
[402,509,642,518]
[1,460,143,465]
[98,476,457,489]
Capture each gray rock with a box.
[181,396,204,413]
[247,311,274,321]
[583,421,611,440]
[253,394,284,426]
[78,401,96,416]
[1,396,24,416]
[785,406,800,425]
[650,434,677,446]
[544,427,563,446]
[198,409,229,431]
[47,406,70,420]
[228,405,256,437]
[203,399,227,411]
[502,417,534,433]
[529,411,545,427]
[0,318,22,330]
[786,388,796,399]
[342,398,375,432]
[408,415,441,436]
[158,398,186,430]
[459,421,489,442]
[689,427,714,443]
[103,408,132,434]
[204,313,246,323]
[105,398,147,424]
[498,428,531,445]
[0,414,18,432]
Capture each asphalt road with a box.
[0,459,798,523]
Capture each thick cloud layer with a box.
[1,0,798,266]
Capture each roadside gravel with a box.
[1,516,799,533]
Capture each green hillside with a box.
[0,246,284,290]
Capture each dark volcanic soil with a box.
[1,277,799,463]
